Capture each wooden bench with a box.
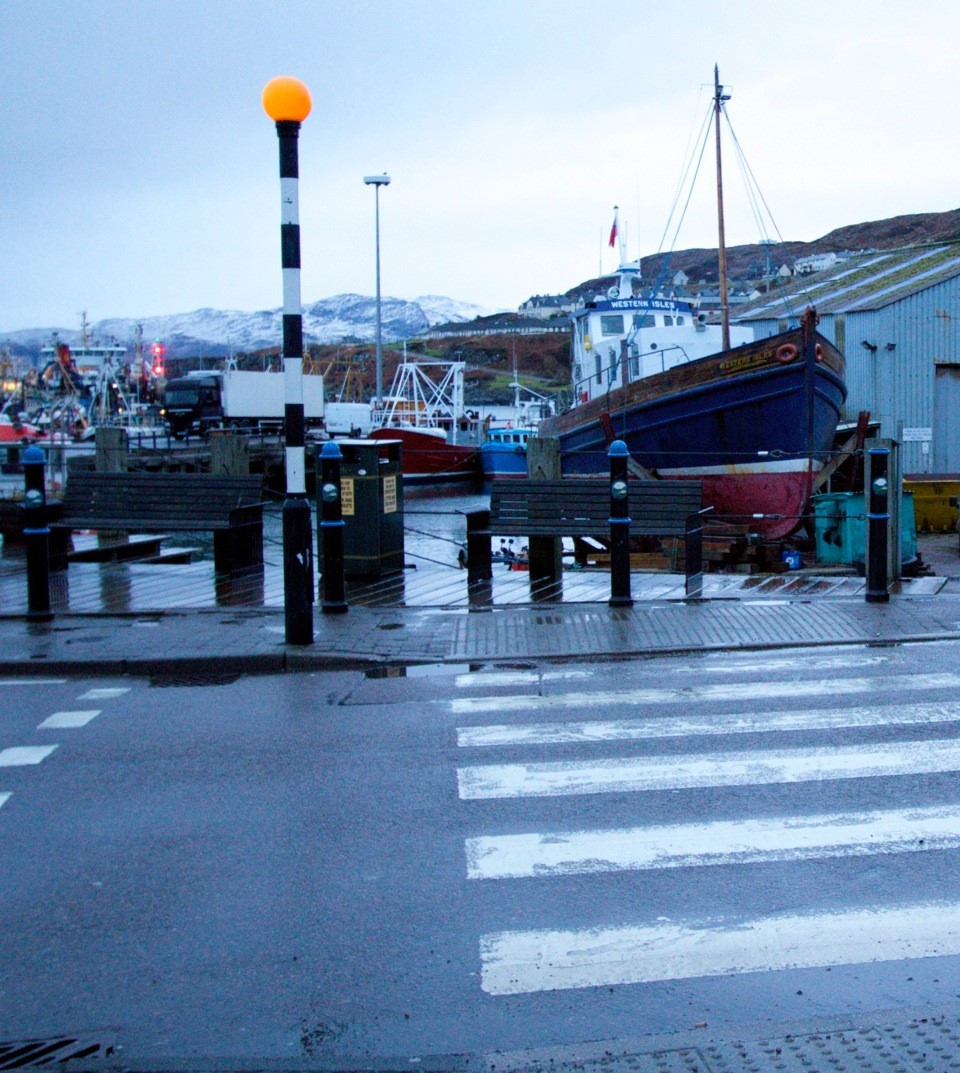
[50,471,266,575]
[467,477,706,594]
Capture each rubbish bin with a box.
[903,474,960,533]
[318,438,404,580]
[812,491,916,567]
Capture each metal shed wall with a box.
[741,275,960,473]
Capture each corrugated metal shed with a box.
[735,244,960,319]
[733,243,960,473]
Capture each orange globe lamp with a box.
[262,76,312,123]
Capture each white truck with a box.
[323,401,374,436]
[163,369,325,435]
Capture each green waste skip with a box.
[812,491,916,568]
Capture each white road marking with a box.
[695,654,888,675]
[37,710,101,730]
[0,745,58,767]
[455,670,595,689]
[465,804,960,880]
[456,701,960,749]
[457,738,960,799]
[480,900,960,995]
[449,672,960,715]
[77,688,130,700]
[0,793,10,810]
[0,679,66,687]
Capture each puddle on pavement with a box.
[364,660,536,679]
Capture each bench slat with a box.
[51,472,266,575]
[489,478,702,537]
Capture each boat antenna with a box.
[714,64,731,351]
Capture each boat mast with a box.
[713,64,731,351]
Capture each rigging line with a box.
[656,101,714,256]
[643,100,714,304]
[726,124,770,246]
[664,104,714,258]
[717,106,802,323]
[721,107,785,245]
[657,91,711,252]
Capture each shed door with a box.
[933,365,960,470]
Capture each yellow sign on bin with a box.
[341,477,355,516]
[383,475,398,514]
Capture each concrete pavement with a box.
[3,579,960,677]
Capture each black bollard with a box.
[22,445,52,619]
[865,447,890,603]
[608,440,633,608]
[466,509,492,584]
[318,441,347,614]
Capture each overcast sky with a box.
[2,0,957,332]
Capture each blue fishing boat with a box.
[479,425,534,480]
[479,376,555,482]
[537,69,848,539]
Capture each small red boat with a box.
[368,359,479,485]
[0,414,45,444]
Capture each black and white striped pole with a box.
[263,76,314,645]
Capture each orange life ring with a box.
[776,343,799,363]
[814,343,825,363]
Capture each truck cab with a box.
[161,374,223,437]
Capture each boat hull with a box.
[368,427,479,485]
[480,443,528,480]
[539,326,847,539]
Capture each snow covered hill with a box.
[1,293,499,360]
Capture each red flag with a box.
[608,217,618,248]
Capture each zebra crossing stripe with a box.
[0,679,66,687]
[38,710,101,730]
[456,701,960,748]
[455,670,594,689]
[465,804,960,880]
[453,653,889,691]
[457,737,960,799]
[449,672,960,715]
[77,688,129,700]
[480,900,960,995]
[0,793,9,810]
[0,745,58,767]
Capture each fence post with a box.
[466,509,492,584]
[318,441,347,614]
[685,511,705,599]
[866,446,890,603]
[608,440,633,608]
[22,445,52,619]
[209,429,249,475]
[95,426,128,473]
[526,436,562,584]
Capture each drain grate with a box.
[149,671,242,687]
[0,1034,113,1069]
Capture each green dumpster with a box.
[812,491,916,567]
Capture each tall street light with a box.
[263,75,314,645]
[363,173,390,409]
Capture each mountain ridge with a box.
[1,294,498,361]
[6,209,960,360]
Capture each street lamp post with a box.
[263,75,314,645]
[363,173,390,409]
